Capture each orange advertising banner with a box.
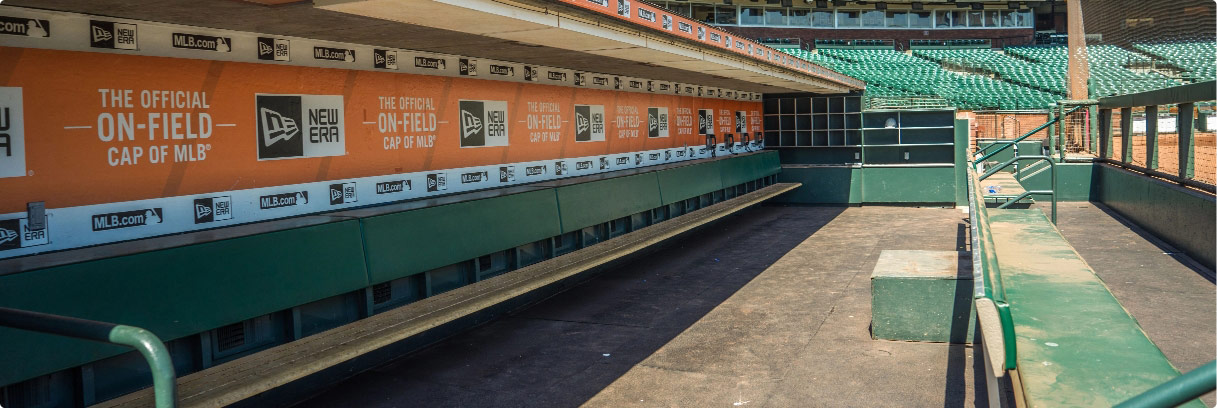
[0,46,764,258]
[0,47,762,212]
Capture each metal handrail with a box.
[966,167,1018,373]
[0,307,176,408]
[973,105,1084,165]
[1114,360,1216,408]
[979,155,1057,224]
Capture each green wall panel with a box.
[861,167,956,203]
[1094,164,1216,269]
[721,153,766,188]
[556,173,663,233]
[757,150,781,177]
[362,190,562,283]
[954,120,968,206]
[773,167,861,204]
[1017,162,1096,201]
[0,220,369,385]
[657,161,723,205]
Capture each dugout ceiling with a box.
[6,0,861,94]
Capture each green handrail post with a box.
[110,325,178,408]
[1047,104,1057,158]
[0,307,177,407]
[1056,103,1066,162]
[1145,105,1159,170]
[1178,102,1196,180]
[1114,360,1216,408]
[1120,107,1133,163]
[1088,103,1099,153]
[1100,108,1114,158]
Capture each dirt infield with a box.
[1111,133,1216,185]
[962,110,1216,185]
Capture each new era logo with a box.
[329,182,357,205]
[89,20,137,50]
[256,94,345,160]
[698,109,714,135]
[426,173,447,192]
[458,100,508,148]
[260,107,298,147]
[459,58,477,76]
[193,196,232,224]
[647,107,669,138]
[461,110,482,140]
[91,25,110,42]
[0,217,49,252]
[373,49,398,69]
[574,105,605,142]
[257,37,290,61]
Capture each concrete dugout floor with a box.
[295,205,982,408]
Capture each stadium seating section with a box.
[784,41,1215,110]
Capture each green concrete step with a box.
[987,209,1203,408]
[871,250,974,343]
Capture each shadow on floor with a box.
[293,205,847,408]
[1088,202,1215,283]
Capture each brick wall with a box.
[729,27,1035,49]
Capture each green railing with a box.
[966,166,1018,376]
[1115,360,1216,408]
[0,307,177,408]
[973,104,1084,166]
[978,155,1058,224]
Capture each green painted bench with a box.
[986,208,1204,408]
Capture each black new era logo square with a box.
[458,100,507,148]
[254,94,345,160]
[574,105,591,142]
[0,218,19,251]
[89,20,137,50]
[256,95,303,159]
[459,100,485,147]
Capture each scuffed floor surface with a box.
[296,206,984,408]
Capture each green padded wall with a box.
[1095,164,1216,269]
[773,166,861,204]
[719,155,756,188]
[0,220,370,385]
[657,160,723,205]
[556,173,663,233]
[861,167,956,203]
[1016,162,1096,202]
[361,189,563,284]
[954,120,968,206]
